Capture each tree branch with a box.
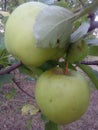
[12,78,35,99]
[81,60,98,65]
[71,0,98,22]
[0,61,22,75]
[0,60,98,76]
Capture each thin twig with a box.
[78,0,85,7]
[64,59,69,74]
[0,61,22,75]
[12,78,35,99]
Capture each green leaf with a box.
[41,114,49,122]
[77,64,98,89]
[0,74,13,87]
[71,22,90,42]
[34,5,73,48]
[45,121,59,130]
[74,21,81,29]
[92,70,98,78]
[19,65,34,75]
[1,16,9,25]
[39,60,58,71]
[0,33,9,67]
[20,61,58,78]
[19,65,43,79]
[0,33,5,50]
[5,88,17,100]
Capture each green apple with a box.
[35,67,90,125]
[5,2,65,67]
[67,40,89,63]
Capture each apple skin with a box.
[35,67,90,125]
[5,2,65,67]
[67,40,89,63]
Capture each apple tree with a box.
[0,0,98,129]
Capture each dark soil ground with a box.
[0,57,98,130]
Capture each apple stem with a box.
[64,59,69,75]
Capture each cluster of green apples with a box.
[5,2,90,125]
[5,1,66,67]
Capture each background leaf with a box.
[5,88,17,100]
[71,22,90,42]
[19,65,43,79]
[27,116,33,130]
[0,33,9,67]
[77,64,98,89]
[92,70,98,78]
[0,74,13,87]
[21,104,39,116]
[34,5,73,48]
[0,33,5,50]
[45,121,59,130]
[41,114,49,122]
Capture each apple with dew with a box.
[35,67,90,125]
[5,2,67,67]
